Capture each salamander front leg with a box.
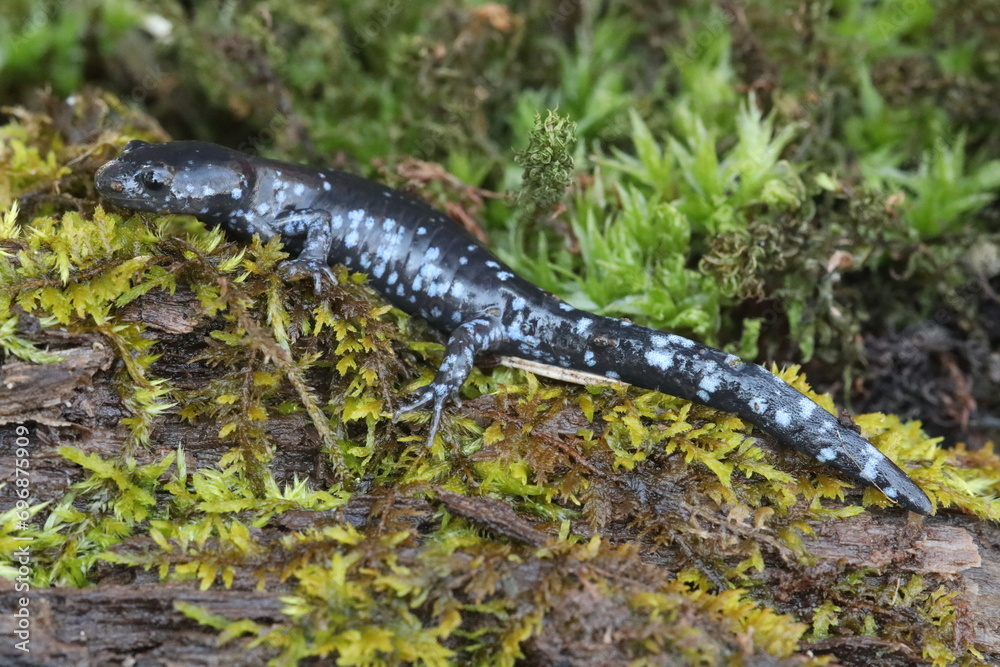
[273,208,336,293]
[394,314,503,445]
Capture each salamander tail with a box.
[584,320,932,514]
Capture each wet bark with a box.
[1,295,998,666]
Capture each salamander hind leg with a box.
[394,313,503,446]
[273,208,336,293]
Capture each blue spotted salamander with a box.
[95,140,933,514]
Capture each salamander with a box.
[94,140,933,515]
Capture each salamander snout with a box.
[94,157,161,209]
[95,140,252,215]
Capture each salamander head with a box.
[95,140,254,215]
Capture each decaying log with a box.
[2,299,999,665]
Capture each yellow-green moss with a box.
[2,96,998,666]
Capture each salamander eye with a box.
[139,167,171,191]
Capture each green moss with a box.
[513,108,577,220]
[504,98,806,346]
[0,1,142,96]
[2,108,993,667]
[1,2,999,662]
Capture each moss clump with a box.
[2,0,1000,661]
[514,108,577,220]
[3,123,997,658]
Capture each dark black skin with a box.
[95,140,933,514]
